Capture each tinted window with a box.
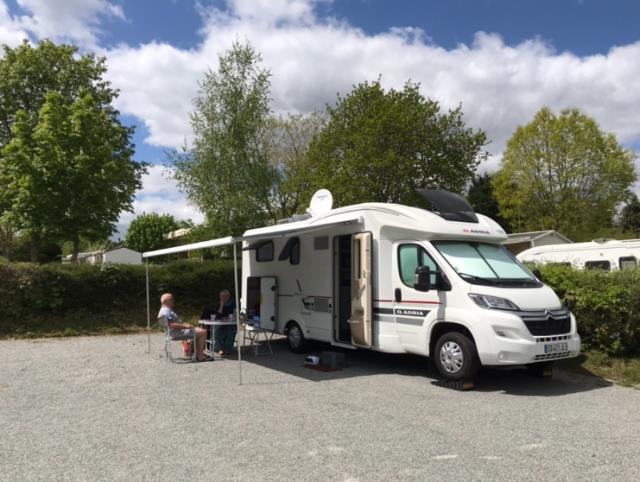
[585,260,610,271]
[278,237,300,264]
[256,241,274,262]
[619,256,636,270]
[290,238,300,265]
[398,244,441,288]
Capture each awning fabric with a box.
[142,215,362,259]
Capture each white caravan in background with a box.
[240,189,581,381]
[518,239,640,271]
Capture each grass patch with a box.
[558,351,640,388]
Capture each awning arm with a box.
[143,236,237,258]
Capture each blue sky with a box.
[1,0,639,236]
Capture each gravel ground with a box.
[1,333,639,481]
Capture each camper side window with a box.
[256,241,274,262]
[619,256,637,270]
[398,244,442,289]
[278,237,300,265]
[585,260,610,271]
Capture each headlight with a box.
[469,293,520,311]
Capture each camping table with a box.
[198,319,237,355]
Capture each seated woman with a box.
[210,289,236,356]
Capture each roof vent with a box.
[416,189,479,223]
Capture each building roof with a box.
[503,230,572,245]
[164,228,193,240]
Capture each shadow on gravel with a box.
[469,366,613,396]
[238,339,613,395]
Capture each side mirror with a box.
[414,265,431,292]
[532,268,543,282]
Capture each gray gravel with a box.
[1,333,639,481]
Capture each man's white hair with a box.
[160,293,173,304]
[219,289,231,296]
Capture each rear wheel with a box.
[286,322,309,353]
[433,332,479,381]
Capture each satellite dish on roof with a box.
[307,189,333,217]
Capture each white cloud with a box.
[103,0,640,173]
[115,165,203,239]
[0,1,29,45]
[2,0,126,48]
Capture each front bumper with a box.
[475,310,581,366]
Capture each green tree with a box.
[0,40,140,262]
[305,79,488,207]
[466,173,511,231]
[264,112,324,220]
[2,91,142,261]
[493,107,637,241]
[173,41,273,237]
[125,213,180,253]
[619,194,640,236]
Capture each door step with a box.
[330,341,357,350]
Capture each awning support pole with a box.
[233,242,242,385]
[145,259,151,354]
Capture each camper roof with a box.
[243,202,507,243]
[143,191,508,259]
[520,238,640,257]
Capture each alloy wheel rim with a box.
[440,341,464,373]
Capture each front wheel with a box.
[433,332,480,381]
[286,322,309,353]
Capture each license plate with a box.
[544,342,568,354]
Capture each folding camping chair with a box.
[165,327,197,363]
[242,323,274,356]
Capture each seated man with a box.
[212,289,237,356]
[158,293,210,362]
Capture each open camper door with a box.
[260,277,277,330]
[349,232,373,348]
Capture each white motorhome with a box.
[517,239,640,271]
[239,189,581,381]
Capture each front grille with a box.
[535,334,571,343]
[519,308,571,336]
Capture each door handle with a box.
[394,288,402,302]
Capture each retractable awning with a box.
[142,214,362,259]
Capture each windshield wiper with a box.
[456,272,497,283]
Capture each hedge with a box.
[0,260,236,337]
[2,261,639,355]
[538,265,640,356]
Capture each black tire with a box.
[526,362,554,378]
[433,332,480,381]
[286,322,309,353]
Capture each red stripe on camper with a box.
[374,299,442,305]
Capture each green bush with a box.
[539,265,640,356]
[0,260,237,337]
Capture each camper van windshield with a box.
[432,241,539,287]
